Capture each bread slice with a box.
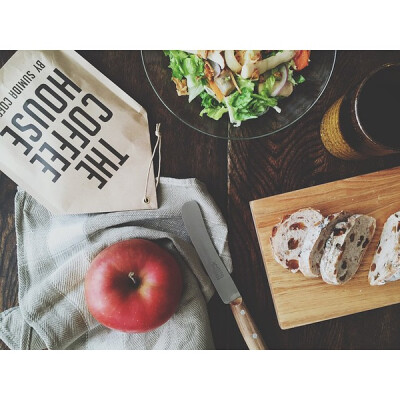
[270,208,324,273]
[369,212,400,286]
[299,211,352,277]
[320,214,376,285]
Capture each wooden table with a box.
[1,50,400,350]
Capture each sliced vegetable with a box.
[225,50,242,73]
[243,50,262,64]
[207,51,225,69]
[208,59,222,77]
[241,50,295,79]
[271,65,288,97]
[293,50,311,71]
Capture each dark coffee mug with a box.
[321,63,400,160]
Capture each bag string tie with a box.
[143,123,162,204]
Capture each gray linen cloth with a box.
[0,178,232,350]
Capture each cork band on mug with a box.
[320,96,364,160]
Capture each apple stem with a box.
[128,272,139,287]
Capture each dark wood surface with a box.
[1,50,400,350]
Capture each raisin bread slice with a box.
[369,212,400,286]
[270,208,324,273]
[320,214,376,285]
[299,211,352,278]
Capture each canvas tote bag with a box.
[0,50,158,214]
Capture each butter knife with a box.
[181,200,267,350]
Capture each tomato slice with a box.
[294,50,311,70]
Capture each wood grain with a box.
[251,165,400,329]
[230,297,267,349]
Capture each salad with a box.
[164,50,311,127]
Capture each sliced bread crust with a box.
[369,212,400,286]
[270,208,324,274]
[320,214,376,285]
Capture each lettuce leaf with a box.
[225,76,278,124]
[186,75,204,102]
[182,55,204,77]
[200,106,228,120]
[164,50,188,80]
[236,75,255,91]
[164,51,204,81]
[286,60,306,85]
[265,50,283,58]
[294,74,306,84]
[199,92,228,120]
[259,72,276,97]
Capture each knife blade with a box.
[181,200,267,350]
[181,200,240,304]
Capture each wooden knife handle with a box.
[230,297,267,350]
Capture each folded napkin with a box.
[0,178,232,350]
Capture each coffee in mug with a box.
[321,63,400,160]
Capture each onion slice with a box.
[225,50,242,73]
[271,65,288,97]
[207,51,225,69]
[241,50,295,79]
[208,59,221,77]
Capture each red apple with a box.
[85,239,183,333]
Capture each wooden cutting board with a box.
[250,166,400,330]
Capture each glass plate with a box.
[142,50,336,140]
